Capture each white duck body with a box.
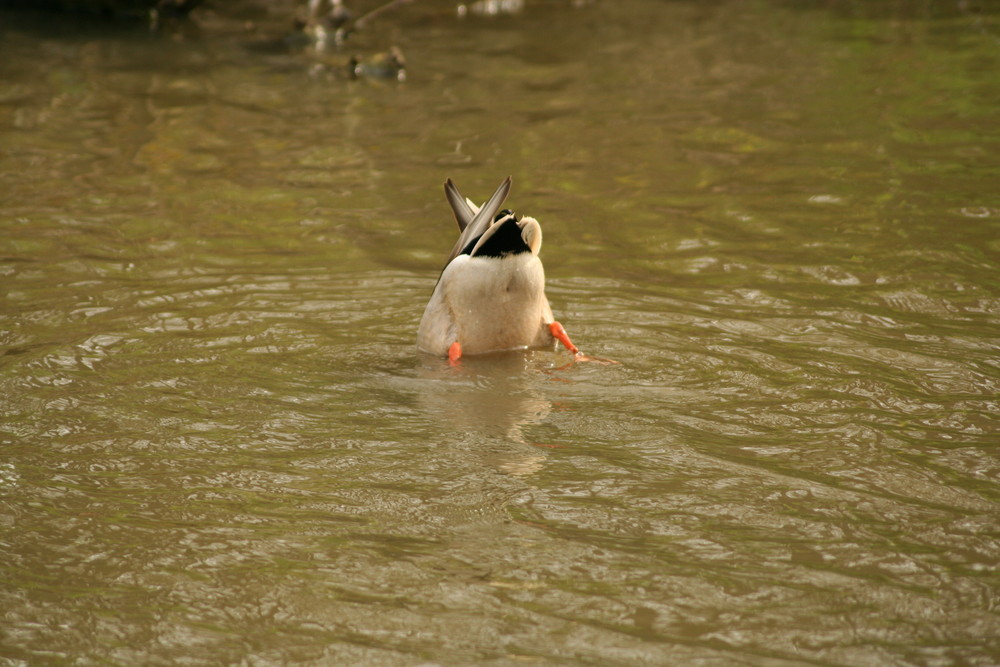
[417,243,555,356]
[417,177,557,357]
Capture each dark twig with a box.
[354,0,416,30]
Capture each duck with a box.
[306,0,353,47]
[417,177,582,363]
[348,46,406,82]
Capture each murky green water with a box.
[2,0,999,664]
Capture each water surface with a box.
[1,1,999,664]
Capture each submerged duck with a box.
[417,177,581,363]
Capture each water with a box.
[2,0,999,664]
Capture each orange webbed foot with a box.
[448,341,462,366]
[548,321,579,355]
[572,352,619,365]
[548,322,619,365]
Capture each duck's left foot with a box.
[448,341,462,366]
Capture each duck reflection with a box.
[415,352,556,476]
